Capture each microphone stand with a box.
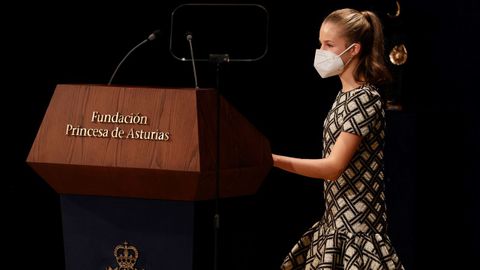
[108,30,160,85]
[210,53,229,270]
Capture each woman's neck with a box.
[339,75,363,92]
[339,60,364,92]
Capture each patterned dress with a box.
[281,85,404,270]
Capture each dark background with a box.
[5,0,479,269]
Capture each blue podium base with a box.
[60,195,213,270]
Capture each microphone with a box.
[186,32,199,89]
[108,29,161,85]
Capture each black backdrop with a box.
[5,0,479,269]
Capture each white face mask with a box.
[313,43,355,78]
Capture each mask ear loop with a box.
[339,43,356,56]
[339,43,357,66]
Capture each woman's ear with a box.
[351,43,361,57]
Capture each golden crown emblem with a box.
[106,241,142,270]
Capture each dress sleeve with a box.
[342,90,382,137]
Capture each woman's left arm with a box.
[272,131,362,181]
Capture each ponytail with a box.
[324,9,392,85]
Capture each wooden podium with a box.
[27,84,272,270]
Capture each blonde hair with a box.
[324,8,392,85]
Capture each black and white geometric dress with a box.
[281,85,404,270]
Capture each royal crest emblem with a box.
[106,241,143,270]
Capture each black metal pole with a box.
[213,60,221,270]
[210,53,229,270]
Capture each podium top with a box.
[27,84,272,201]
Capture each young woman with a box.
[273,8,404,270]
